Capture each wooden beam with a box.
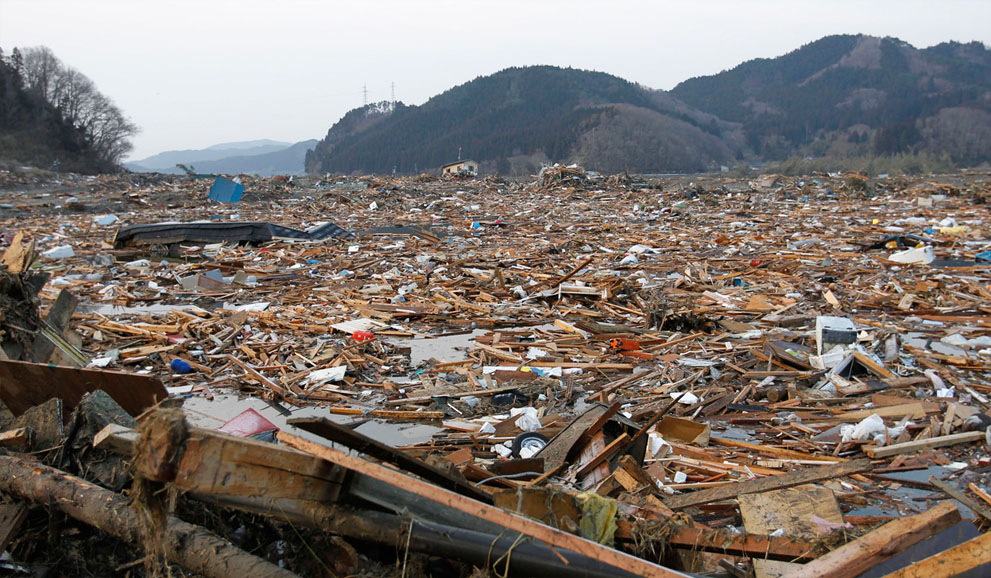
[277,431,690,578]
[864,431,987,459]
[784,500,961,578]
[619,524,823,561]
[878,530,991,578]
[288,416,491,503]
[663,459,871,510]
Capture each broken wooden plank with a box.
[785,500,961,578]
[134,415,345,512]
[277,430,690,578]
[710,437,845,462]
[662,459,871,510]
[864,431,987,458]
[0,359,167,417]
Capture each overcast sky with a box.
[3,0,989,161]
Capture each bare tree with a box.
[21,45,138,166]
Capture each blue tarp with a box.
[208,176,244,203]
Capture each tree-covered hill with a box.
[306,66,738,175]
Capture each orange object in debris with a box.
[609,338,640,351]
[352,330,375,342]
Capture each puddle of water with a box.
[853,465,977,519]
[181,392,439,447]
[386,329,486,366]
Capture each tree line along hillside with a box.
[0,46,137,173]
[670,35,991,164]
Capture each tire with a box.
[511,432,549,459]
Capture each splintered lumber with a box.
[785,500,961,578]
[711,437,845,462]
[662,458,871,510]
[575,432,630,478]
[226,354,291,398]
[288,416,491,503]
[878,530,991,578]
[864,431,988,458]
[0,454,298,578]
[277,431,690,578]
[540,403,611,472]
[0,428,28,447]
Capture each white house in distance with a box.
[441,159,478,176]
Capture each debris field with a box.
[0,166,990,577]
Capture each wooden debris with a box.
[786,501,961,578]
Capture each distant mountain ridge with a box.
[126,139,314,176]
[306,35,991,175]
[127,140,293,171]
[306,66,737,175]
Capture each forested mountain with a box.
[671,35,991,164]
[0,49,113,173]
[306,66,738,175]
[307,36,991,175]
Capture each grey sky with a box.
[3,0,989,161]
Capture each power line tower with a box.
[391,82,396,106]
[362,84,368,107]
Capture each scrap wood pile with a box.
[0,168,989,576]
